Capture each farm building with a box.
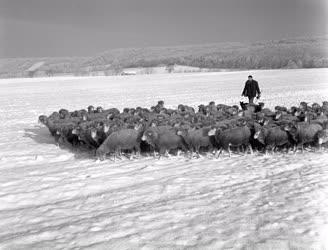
[26,62,45,78]
[121,70,137,76]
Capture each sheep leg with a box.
[97,153,105,161]
[266,146,273,154]
[114,148,120,161]
[158,148,166,160]
[193,151,200,158]
[135,145,141,158]
[217,148,223,158]
[248,144,253,155]
[213,148,218,158]
[189,149,194,159]
[272,146,276,154]
[178,142,188,155]
[118,148,123,160]
[195,146,201,158]
[57,136,64,145]
[286,145,290,154]
[114,147,121,159]
[207,146,214,157]
[228,145,232,158]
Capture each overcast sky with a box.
[0,0,327,58]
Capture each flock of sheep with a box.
[38,100,328,160]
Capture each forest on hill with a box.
[0,36,327,78]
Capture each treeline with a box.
[0,36,327,78]
[87,36,328,70]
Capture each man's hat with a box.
[248,75,253,78]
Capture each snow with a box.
[0,68,328,249]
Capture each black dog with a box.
[240,101,264,112]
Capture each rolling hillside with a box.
[0,36,327,78]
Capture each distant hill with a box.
[0,36,327,78]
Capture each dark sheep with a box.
[39,100,328,159]
[96,124,144,160]
[42,117,78,137]
[38,115,48,125]
[72,126,99,149]
[177,127,214,157]
[141,126,187,156]
[299,102,308,111]
[275,106,288,112]
[48,111,60,120]
[208,125,252,157]
[254,126,292,153]
[89,122,117,146]
[310,113,328,128]
[88,105,95,113]
[57,123,80,148]
[285,123,323,152]
[198,104,206,115]
[96,106,104,113]
[274,111,299,123]
[317,129,328,147]
[59,109,70,119]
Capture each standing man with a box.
[241,75,261,104]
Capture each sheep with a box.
[96,106,104,113]
[87,105,95,113]
[208,125,252,157]
[96,124,144,160]
[72,125,99,150]
[89,122,117,146]
[254,126,292,153]
[310,112,328,127]
[56,123,80,148]
[38,115,48,125]
[317,129,328,148]
[274,111,299,123]
[59,109,70,119]
[39,100,328,159]
[141,126,187,157]
[285,123,323,152]
[177,127,214,157]
[42,117,76,137]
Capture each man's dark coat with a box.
[242,80,261,98]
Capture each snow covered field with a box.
[0,68,328,249]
